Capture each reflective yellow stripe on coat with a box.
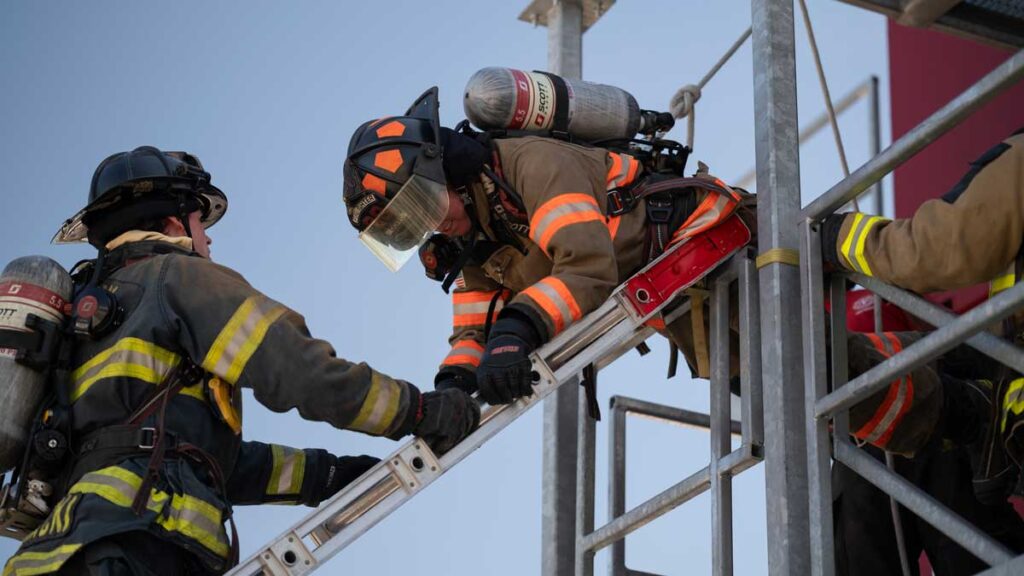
[202,295,286,385]
[266,444,306,501]
[347,371,403,436]
[65,465,229,559]
[71,337,186,403]
[3,544,83,576]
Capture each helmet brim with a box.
[52,185,228,244]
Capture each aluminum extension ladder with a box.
[227,217,751,576]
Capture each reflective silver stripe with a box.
[269,445,305,495]
[678,194,731,238]
[347,372,403,435]
[863,377,909,444]
[608,153,629,189]
[453,300,499,316]
[531,280,574,327]
[843,214,873,273]
[73,346,176,386]
[163,498,227,544]
[445,343,484,363]
[203,295,287,384]
[530,200,602,246]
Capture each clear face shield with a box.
[358,175,449,272]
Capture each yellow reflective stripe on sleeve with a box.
[1002,378,1024,433]
[71,338,181,402]
[347,371,403,435]
[202,295,287,385]
[267,445,306,496]
[3,544,83,576]
[840,214,889,276]
[990,263,1016,297]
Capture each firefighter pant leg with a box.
[834,443,1024,576]
[54,531,204,576]
[846,332,943,456]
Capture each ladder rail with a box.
[229,291,694,575]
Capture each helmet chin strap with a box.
[176,193,196,252]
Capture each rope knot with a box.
[669,84,702,119]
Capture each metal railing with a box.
[799,44,1024,576]
[572,252,765,576]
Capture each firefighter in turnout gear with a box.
[343,88,750,412]
[820,129,1024,506]
[3,146,478,576]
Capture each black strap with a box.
[535,71,571,136]
[0,329,40,355]
[581,364,600,421]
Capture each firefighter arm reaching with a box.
[225,440,379,506]
[823,133,1024,293]
[160,255,479,450]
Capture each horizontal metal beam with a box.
[802,48,1024,221]
[815,280,1024,418]
[581,466,711,553]
[610,395,743,436]
[835,441,1013,566]
[975,553,1024,575]
[851,272,1024,374]
[580,445,762,554]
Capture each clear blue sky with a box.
[0,1,890,573]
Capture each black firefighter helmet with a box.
[344,88,451,272]
[54,146,228,248]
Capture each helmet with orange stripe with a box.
[344,88,451,272]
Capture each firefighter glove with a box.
[415,389,481,454]
[304,452,380,506]
[476,314,542,405]
[435,365,478,395]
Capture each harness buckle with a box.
[607,188,634,216]
[138,427,157,450]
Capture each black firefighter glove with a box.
[303,451,380,507]
[414,389,481,454]
[477,314,542,405]
[435,365,478,395]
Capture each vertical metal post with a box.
[800,221,835,576]
[542,3,583,575]
[751,1,811,574]
[868,75,883,216]
[711,279,734,575]
[576,380,596,576]
[609,399,627,576]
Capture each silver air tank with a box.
[464,67,645,142]
[0,257,71,473]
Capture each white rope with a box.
[669,27,752,149]
[797,0,860,212]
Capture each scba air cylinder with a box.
[464,67,645,143]
[0,256,71,473]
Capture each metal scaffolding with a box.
[226,2,1024,574]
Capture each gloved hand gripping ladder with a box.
[227,216,751,576]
